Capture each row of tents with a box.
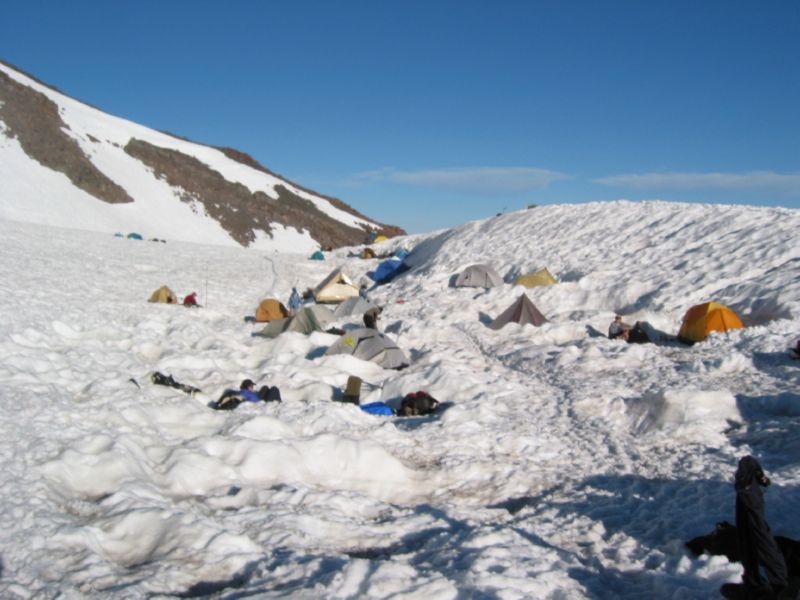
[452,263,745,342]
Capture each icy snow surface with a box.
[0,200,798,598]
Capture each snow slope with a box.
[0,62,377,251]
[0,200,798,598]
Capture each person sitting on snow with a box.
[183,292,200,307]
[359,284,369,301]
[608,315,630,341]
[363,306,382,330]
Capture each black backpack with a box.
[399,391,439,416]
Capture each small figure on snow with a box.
[212,378,282,410]
[287,287,302,316]
[359,284,369,301]
[183,292,200,307]
[608,315,630,341]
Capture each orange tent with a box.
[678,302,744,343]
[255,298,289,323]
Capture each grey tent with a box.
[333,296,377,319]
[489,293,548,330]
[455,264,503,288]
[325,328,409,370]
[255,305,334,338]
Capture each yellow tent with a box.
[678,302,744,343]
[255,298,289,322]
[373,235,389,243]
[515,268,557,288]
[148,285,177,304]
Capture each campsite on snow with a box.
[2,60,800,598]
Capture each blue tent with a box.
[127,232,143,240]
[370,258,404,284]
[393,248,410,260]
[309,250,325,260]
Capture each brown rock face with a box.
[0,60,406,247]
[0,69,133,204]
[125,139,380,248]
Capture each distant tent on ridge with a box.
[127,232,143,240]
[310,250,325,261]
[490,293,548,330]
[678,301,744,343]
[314,268,359,303]
[148,285,178,304]
[325,328,409,369]
[515,268,557,288]
[455,264,503,288]
[255,298,289,323]
[373,235,389,243]
[254,305,334,338]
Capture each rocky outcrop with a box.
[125,139,374,248]
[0,69,133,204]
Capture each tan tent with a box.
[255,298,289,322]
[455,264,503,288]
[148,285,178,304]
[254,305,334,338]
[490,294,548,330]
[362,247,376,259]
[515,268,557,288]
[314,268,359,303]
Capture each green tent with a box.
[310,250,325,260]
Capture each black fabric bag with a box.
[400,391,439,416]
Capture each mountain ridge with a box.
[0,59,403,250]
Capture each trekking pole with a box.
[204,263,209,308]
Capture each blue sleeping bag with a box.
[359,402,395,416]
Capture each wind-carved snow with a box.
[0,200,798,598]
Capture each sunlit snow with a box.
[0,200,798,597]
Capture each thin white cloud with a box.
[355,167,570,195]
[594,171,800,194]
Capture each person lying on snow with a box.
[212,378,282,410]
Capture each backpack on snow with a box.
[399,391,439,416]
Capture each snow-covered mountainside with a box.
[0,200,798,598]
[0,60,403,251]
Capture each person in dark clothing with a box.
[213,378,282,410]
[363,306,382,330]
[725,456,788,598]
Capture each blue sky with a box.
[2,1,798,233]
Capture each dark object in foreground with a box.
[734,456,788,596]
[151,371,201,395]
[210,379,282,410]
[686,521,800,578]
